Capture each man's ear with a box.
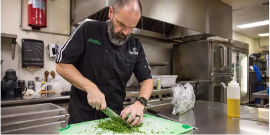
[108,6,113,19]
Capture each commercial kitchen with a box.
[1,0,269,134]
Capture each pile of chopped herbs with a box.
[96,118,145,134]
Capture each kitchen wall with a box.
[232,31,259,54]
[258,38,269,47]
[1,0,173,83]
[1,0,70,80]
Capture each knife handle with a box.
[147,109,160,116]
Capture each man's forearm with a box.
[138,79,153,100]
[56,63,98,92]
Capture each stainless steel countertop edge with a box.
[1,88,173,105]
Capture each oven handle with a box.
[220,45,227,71]
[221,82,227,103]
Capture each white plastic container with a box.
[152,75,178,87]
[227,78,240,118]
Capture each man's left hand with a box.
[120,101,144,126]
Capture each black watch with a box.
[137,97,148,106]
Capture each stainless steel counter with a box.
[1,94,70,105]
[1,89,173,106]
[252,90,269,99]
[252,90,269,107]
[152,101,269,134]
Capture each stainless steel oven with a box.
[173,39,234,102]
[211,41,232,73]
[210,74,233,103]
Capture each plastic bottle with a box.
[157,78,161,90]
[227,78,240,118]
[47,74,53,83]
[41,81,47,91]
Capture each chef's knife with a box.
[147,109,198,130]
[101,107,132,128]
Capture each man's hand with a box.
[87,88,107,110]
[120,101,144,126]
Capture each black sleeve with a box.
[134,40,152,82]
[56,22,87,66]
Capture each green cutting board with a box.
[59,114,193,134]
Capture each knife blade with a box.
[147,109,198,130]
[101,107,132,128]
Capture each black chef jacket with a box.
[56,21,152,123]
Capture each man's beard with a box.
[107,20,131,46]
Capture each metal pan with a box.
[1,103,65,125]
[1,115,66,132]
[1,121,65,134]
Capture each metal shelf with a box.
[1,33,17,60]
[149,61,169,66]
[1,33,17,39]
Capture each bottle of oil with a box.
[227,78,240,118]
[157,78,161,90]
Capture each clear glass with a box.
[213,46,221,69]
[214,85,222,102]
[240,53,248,101]
[227,48,231,68]
[232,52,240,82]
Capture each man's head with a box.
[107,0,142,46]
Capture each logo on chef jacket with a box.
[87,38,101,45]
[129,47,138,55]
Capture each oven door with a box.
[211,41,232,73]
[210,74,233,103]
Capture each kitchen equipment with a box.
[59,114,193,134]
[41,81,46,91]
[15,80,27,98]
[147,109,198,130]
[51,70,56,78]
[152,75,178,87]
[47,83,53,91]
[101,107,132,128]
[45,70,49,81]
[1,33,17,60]
[2,121,64,134]
[231,40,249,103]
[1,69,18,100]
[21,39,44,68]
[48,44,57,59]
[35,77,42,91]
[1,115,66,132]
[47,74,53,82]
[28,80,35,90]
[14,87,26,98]
[157,77,161,89]
[1,103,65,125]
[173,39,233,102]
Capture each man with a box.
[56,0,153,126]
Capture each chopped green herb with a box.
[96,119,145,134]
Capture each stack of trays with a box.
[1,103,66,134]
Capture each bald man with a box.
[56,0,153,126]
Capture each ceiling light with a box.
[258,33,270,37]
[237,20,269,29]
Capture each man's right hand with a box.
[86,88,107,110]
